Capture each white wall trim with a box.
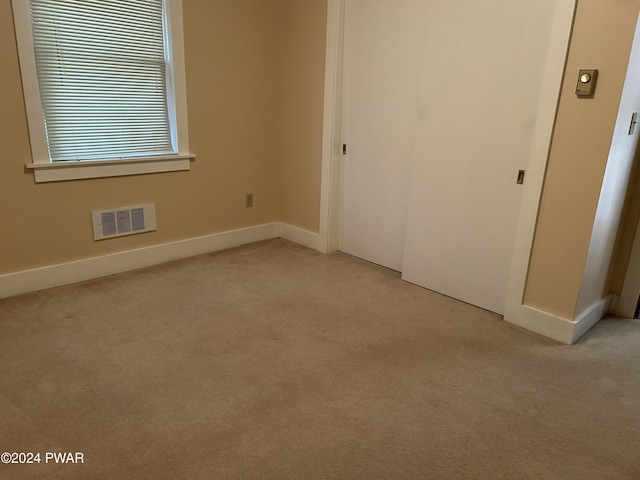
[0,223,280,300]
[0,223,326,300]
[615,209,640,317]
[571,296,611,344]
[0,214,605,344]
[506,305,576,344]
[318,0,344,255]
[279,224,323,252]
[27,155,193,183]
[503,1,578,333]
[505,295,609,344]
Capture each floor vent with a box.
[91,203,157,241]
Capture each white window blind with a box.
[29,0,176,163]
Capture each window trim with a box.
[12,0,193,183]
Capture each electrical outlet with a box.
[245,193,253,208]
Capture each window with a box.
[12,0,192,182]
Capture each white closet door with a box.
[402,0,557,314]
[339,0,427,271]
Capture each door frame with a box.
[318,0,345,255]
[615,206,640,318]
[317,0,577,329]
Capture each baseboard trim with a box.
[279,223,323,252]
[571,296,611,344]
[0,220,611,345]
[0,223,280,300]
[504,296,610,344]
[505,305,575,344]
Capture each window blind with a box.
[29,0,175,162]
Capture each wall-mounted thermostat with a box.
[576,69,598,97]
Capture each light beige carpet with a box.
[0,238,639,479]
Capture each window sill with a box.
[26,154,195,183]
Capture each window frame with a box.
[12,0,193,183]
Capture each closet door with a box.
[338,0,426,271]
[401,0,557,314]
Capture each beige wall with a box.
[280,0,327,232]
[0,0,327,276]
[524,0,640,319]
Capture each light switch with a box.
[576,69,598,97]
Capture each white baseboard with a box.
[571,296,611,344]
[278,223,323,252]
[505,305,576,344]
[0,219,611,346]
[504,296,611,344]
[0,223,280,300]
[0,223,326,300]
